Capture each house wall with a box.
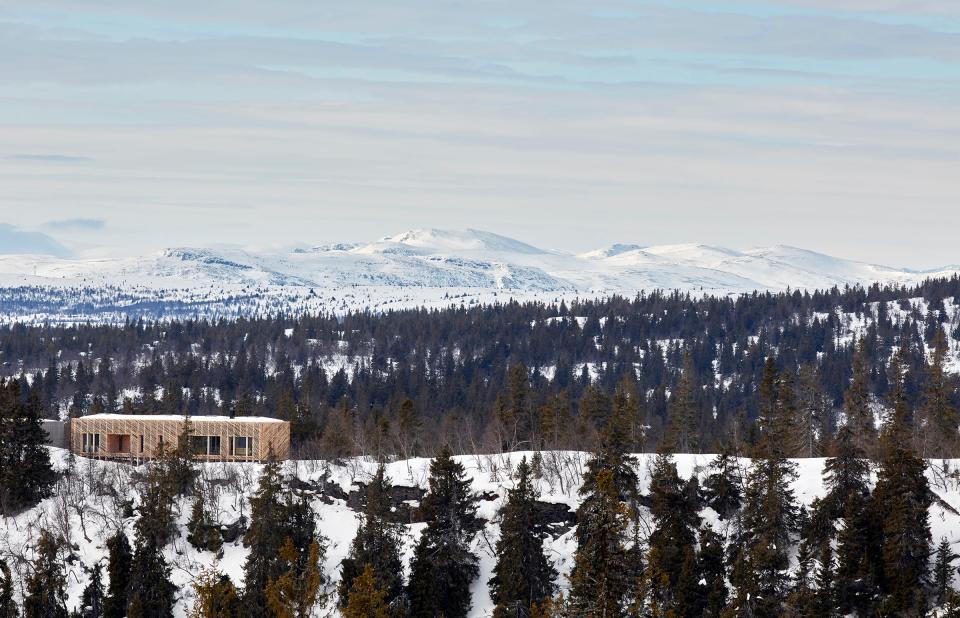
[69,416,290,461]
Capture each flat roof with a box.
[75,413,287,424]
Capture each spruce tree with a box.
[242,453,288,616]
[567,469,629,617]
[126,537,175,618]
[189,564,240,618]
[338,464,405,610]
[489,457,557,617]
[934,537,957,606]
[784,539,817,617]
[812,539,835,618]
[11,389,56,510]
[0,559,18,618]
[727,433,798,617]
[78,563,105,618]
[103,531,132,618]
[644,454,700,616]
[579,401,639,505]
[407,447,481,618]
[703,446,742,520]
[0,381,55,513]
[821,424,870,520]
[342,565,390,618]
[24,530,68,618]
[844,338,877,454]
[870,346,932,617]
[187,491,222,553]
[664,353,699,454]
[833,493,879,617]
[265,538,326,618]
[921,328,958,457]
[697,526,727,618]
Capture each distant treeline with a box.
[1,276,959,457]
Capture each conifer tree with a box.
[697,526,728,617]
[833,493,879,617]
[934,537,958,606]
[703,446,742,520]
[338,464,405,610]
[812,539,835,618]
[644,454,700,616]
[189,564,240,618]
[407,448,481,618]
[24,530,68,618]
[187,491,223,553]
[103,531,132,618]
[945,591,960,618]
[580,401,639,505]
[265,538,326,618]
[844,338,876,454]
[664,353,699,454]
[489,457,557,617]
[795,363,831,457]
[785,539,817,617]
[11,389,56,510]
[870,346,932,617]
[727,432,798,617]
[342,565,390,618]
[78,563,105,618]
[242,453,288,615]
[921,328,958,457]
[567,469,629,617]
[0,381,55,513]
[127,536,175,618]
[0,559,19,618]
[821,424,870,519]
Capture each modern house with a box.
[69,414,290,461]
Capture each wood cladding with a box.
[70,415,290,461]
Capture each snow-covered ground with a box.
[4,449,960,617]
[2,228,958,323]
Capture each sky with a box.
[1,1,958,268]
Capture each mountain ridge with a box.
[1,228,958,322]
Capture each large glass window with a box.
[232,436,254,457]
[82,433,100,453]
[189,435,223,456]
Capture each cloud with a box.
[9,153,93,163]
[0,224,71,257]
[44,217,106,231]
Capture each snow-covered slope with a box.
[4,450,960,618]
[0,229,957,323]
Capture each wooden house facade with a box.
[70,414,290,461]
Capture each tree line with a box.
[1,277,959,459]
[3,345,958,617]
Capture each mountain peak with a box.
[580,243,646,259]
[375,228,546,255]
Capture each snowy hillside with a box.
[1,228,958,323]
[4,449,960,617]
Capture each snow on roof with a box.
[77,413,286,423]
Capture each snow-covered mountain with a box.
[0,228,957,323]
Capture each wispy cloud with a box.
[44,217,106,230]
[0,0,958,268]
[9,153,93,163]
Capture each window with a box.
[190,435,208,454]
[189,435,223,457]
[82,433,100,453]
[232,436,254,457]
[140,435,144,453]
